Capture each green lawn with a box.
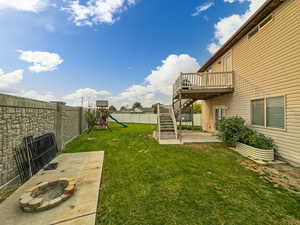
[63,123,300,225]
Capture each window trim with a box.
[250,95,286,131]
[250,97,265,127]
[221,49,232,72]
[248,14,273,39]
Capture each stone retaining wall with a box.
[0,94,88,188]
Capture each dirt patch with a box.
[241,160,300,194]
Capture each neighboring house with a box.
[173,0,300,165]
[116,107,154,114]
[141,107,154,114]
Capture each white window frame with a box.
[213,105,226,131]
[250,95,286,131]
[221,50,232,72]
[248,14,273,39]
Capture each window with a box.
[222,51,232,72]
[251,99,265,126]
[248,26,259,39]
[251,96,285,129]
[259,15,273,29]
[248,14,273,39]
[266,96,285,129]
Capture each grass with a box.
[63,123,300,225]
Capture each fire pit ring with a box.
[19,178,76,212]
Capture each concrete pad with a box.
[55,213,95,225]
[0,151,104,225]
[180,130,221,144]
[159,139,181,145]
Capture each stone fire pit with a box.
[19,178,76,212]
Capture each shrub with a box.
[85,110,96,133]
[218,117,274,149]
[218,117,246,147]
[247,132,274,150]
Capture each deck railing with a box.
[169,105,178,140]
[157,103,160,140]
[173,71,234,96]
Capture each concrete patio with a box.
[159,130,221,144]
[0,151,104,225]
[180,130,221,144]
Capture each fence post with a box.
[79,107,83,134]
[53,101,65,151]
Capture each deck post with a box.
[179,92,182,138]
[191,105,194,128]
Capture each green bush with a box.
[218,117,246,147]
[218,117,274,149]
[247,132,274,150]
[85,110,96,133]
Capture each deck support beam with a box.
[179,92,182,138]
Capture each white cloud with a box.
[64,88,110,99]
[145,54,200,96]
[0,0,48,12]
[63,88,110,106]
[45,24,55,32]
[0,68,23,91]
[208,0,266,54]
[18,50,64,73]
[64,0,136,26]
[22,90,57,101]
[192,2,214,16]
[110,54,200,107]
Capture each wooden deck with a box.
[173,71,234,100]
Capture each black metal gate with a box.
[14,133,58,183]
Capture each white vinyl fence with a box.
[109,113,202,126]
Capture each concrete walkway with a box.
[0,151,104,225]
[158,130,221,144]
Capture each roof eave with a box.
[198,0,285,72]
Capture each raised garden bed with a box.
[236,142,274,162]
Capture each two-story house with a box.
[172,0,300,165]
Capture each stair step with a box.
[160,125,174,128]
[161,131,175,135]
[160,124,174,127]
[160,135,177,139]
[161,129,175,132]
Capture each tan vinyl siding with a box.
[202,0,300,165]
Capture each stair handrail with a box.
[169,105,178,140]
[157,103,160,140]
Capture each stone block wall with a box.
[0,94,88,188]
[62,105,81,145]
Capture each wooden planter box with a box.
[236,142,274,161]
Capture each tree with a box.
[120,106,128,112]
[192,104,202,113]
[152,103,159,114]
[132,102,142,110]
[109,105,117,112]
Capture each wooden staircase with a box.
[173,98,195,116]
[157,104,179,143]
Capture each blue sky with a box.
[0,0,265,108]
